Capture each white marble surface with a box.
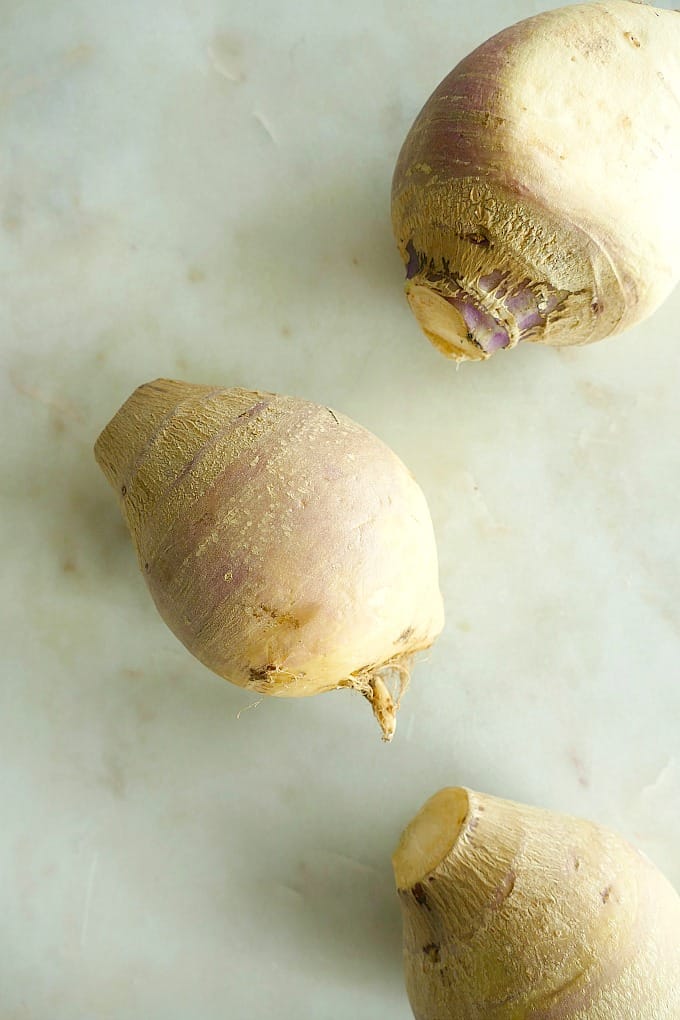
[2,1,679,1017]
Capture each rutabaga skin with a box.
[95,379,444,740]
[393,788,680,1018]
[392,1,680,361]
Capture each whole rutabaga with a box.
[393,787,680,1018]
[392,1,680,361]
[95,380,444,740]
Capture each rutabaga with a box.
[393,787,680,1018]
[392,1,680,361]
[95,379,444,740]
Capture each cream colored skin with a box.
[392,1,680,361]
[95,379,444,739]
[393,787,680,1018]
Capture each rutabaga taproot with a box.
[393,787,680,1018]
[392,1,680,361]
[95,379,444,740]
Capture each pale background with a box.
[1,1,679,1017]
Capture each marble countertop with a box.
[2,1,678,1017]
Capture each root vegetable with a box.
[94,379,444,740]
[393,787,680,1018]
[392,1,680,361]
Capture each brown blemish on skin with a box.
[601,885,613,903]
[256,603,300,630]
[187,265,206,283]
[413,882,429,907]
[249,664,276,685]
[624,31,641,48]
[397,626,415,644]
[464,232,490,247]
[61,557,77,574]
[423,943,441,963]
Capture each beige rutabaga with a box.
[392,1,680,361]
[393,787,680,1017]
[95,379,444,740]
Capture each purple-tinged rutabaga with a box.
[393,787,680,1018]
[393,1,680,361]
[94,379,444,740]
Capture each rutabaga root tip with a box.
[369,675,398,742]
[345,660,412,741]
